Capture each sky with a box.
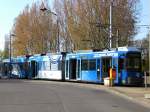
[0,0,149,51]
[0,0,53,51]
[135,0,150,40]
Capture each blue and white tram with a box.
[37,53,64,80]
[28,53,65,80]
[1,59,11,78]
[65,47,143,85]
[2,46,142,85]
[15,56,28,79]
[117,47,143,85]
[1,58,23,79]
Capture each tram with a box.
[0,58,24,79]
[27,53,66,80]
[65,47,143,85]
[15,56,28,79]
[0,59,10,78]
[0,46,143,85]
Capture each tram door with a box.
[31,61,38,78]
[76,59,81,80]
[101,57,112,81]
[69,59,77,80]
[61,59,66,81]
[23,62,30,79]
[65,60,69,79]
[112,58,118,81]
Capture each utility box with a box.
[104,77,114,86]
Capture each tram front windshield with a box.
[126,53,141,71]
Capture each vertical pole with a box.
[57,18,60,53]
[144,71,147,89]
[42,36,44,53]
[9,33,12,78]
[109,1,112,49]
[116,29,119,48]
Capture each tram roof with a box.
[66,47,141,58]
[117,47,140,52]
[71,47,140,54]
[28,52,63,62]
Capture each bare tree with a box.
[54,0,139,50]
[12,0,139,55]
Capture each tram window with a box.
[102,58,112,72]
[45,61,51,70]
[113,58,118,67]
[41,61,50,70]
[126,53,141,71]
[89,60,96,70]
[38,62,42,70]
[126,57,141,70]
[23,62,29,70]
[81,59,96,70]
[43,62,46,70]
[118,58,124,71]
[18,64,23,70]
[81,60,88,70]
[50,61,59,71]
[41,62,44,70]
[11,64,21,76]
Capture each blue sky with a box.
[0,0,53,50]
[0,0,149,50]
[0,0,34,50]
[135,0,150,40]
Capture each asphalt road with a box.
[0,80,149,112]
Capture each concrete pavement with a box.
[60,81,150,109]
[0,79,149,112]
[105,86,150,109]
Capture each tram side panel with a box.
[37,54,63,80]
[65,53,102,83]
[81,59,98,82]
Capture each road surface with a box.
[0,80,149,112]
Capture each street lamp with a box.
[109,0,113,49]
[9,33,16,78]
[40,7,60,53]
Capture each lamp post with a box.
[109,0,113,49]
[9,33,16,78]
[40,7,60,53]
